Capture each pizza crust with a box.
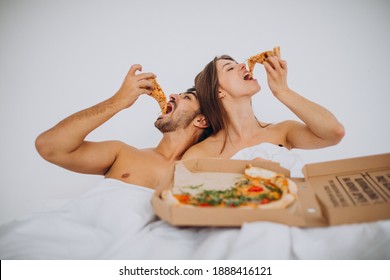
[244,165,278,180]
[150,78,167,114]
[161,190,194,208]
[161,189,179,206]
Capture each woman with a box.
[182,54,345,176]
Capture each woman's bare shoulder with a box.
[182,136,221,160]
[279,120,307,133]
[266,120,302,130]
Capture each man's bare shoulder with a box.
[110,140,148,157]
[90,140,137,153]
[105,143,175,189]
[90,140,143,163]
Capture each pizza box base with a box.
[152,153,390,227]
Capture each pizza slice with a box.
[242,164,297,209]
[161,163,297,209]
[150,78,167,114]
[247,46,281,78]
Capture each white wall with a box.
[0,0,389,225]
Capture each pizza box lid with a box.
[152,158,326,227]
[301,153,390,226]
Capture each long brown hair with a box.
[195,55,270,153]
[195,55,235,151]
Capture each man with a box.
[35,64,209,189]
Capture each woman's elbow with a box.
[329,123,345,145]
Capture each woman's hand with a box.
[262,57,345,149]
[263,56,289,96]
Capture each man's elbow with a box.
[35,132,56,162]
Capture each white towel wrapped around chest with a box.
[231,142,304,177]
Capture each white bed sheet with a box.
[0,178,389,260]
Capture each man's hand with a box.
[113,64,156,108]
[263,56,289,97]
[35,64,157,175]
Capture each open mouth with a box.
[243,72,253,81]
[165,102,174,114]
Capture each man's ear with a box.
[194,115,209,129]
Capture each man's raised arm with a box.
[35,64,155,175]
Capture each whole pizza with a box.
[162,164,297,209]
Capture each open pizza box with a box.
[152,153,390,227]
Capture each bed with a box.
[0,177,389,260]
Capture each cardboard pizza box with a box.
[152,153,390,227]
[302,153,390,226]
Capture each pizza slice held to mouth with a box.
[161,163,297,209]
[150,78,168,114]
[247,46,281,78]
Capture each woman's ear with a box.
[218,90,226,99]
[194,115,209,129]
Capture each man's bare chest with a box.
[105,151,174,189]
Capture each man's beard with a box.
[154,110,200,133]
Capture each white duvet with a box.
[0,177,389,260]
[1,143,389,259]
